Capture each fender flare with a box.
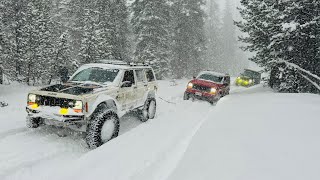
[86,94,119,118]
[142,90,156,103]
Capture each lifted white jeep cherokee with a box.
[26,61,158,149]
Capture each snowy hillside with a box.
[1,80,319,180]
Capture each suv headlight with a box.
[28,94,39,108]
[249,79,253,84]
[187,82,193,89]
[210,87,217,94]
[28,94,37,103]
[73,100,83,113]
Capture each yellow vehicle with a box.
[236,69,261,87]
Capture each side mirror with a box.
[193,76,196,79]
[121,81,132,88]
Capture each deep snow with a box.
[168,86,320,180]
[0,79,320,180]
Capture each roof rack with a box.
[98,60,150,67]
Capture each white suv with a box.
[26,61,158,149]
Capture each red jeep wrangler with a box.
[183,71,230,104]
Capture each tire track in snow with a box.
[0,127,88,179]
[0,152,67,179]
[0,128,28,140]
[129,102,215,180]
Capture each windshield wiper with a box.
[68,81,104,87]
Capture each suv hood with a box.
[191,79,223,88]
[40,83,102,96]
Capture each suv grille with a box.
[192,84,211,92]
[37,95,74,108]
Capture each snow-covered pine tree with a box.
[3,0,29,80]
[22,0,55,85]
[204,0,223,73]
[0,23,4,84]
[48,31,74,84]
[132,0,172,79]
[62,0,87,61]
[221,0,238,75]
[108,0,130,61]
[237,0,320,93]
[78,2,99,64]
[171,0,206,78]
[0,4,7,83]
[94,0,113,60]
[236,0,277,69]
[78,0,130,64]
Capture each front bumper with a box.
[26,107,87,132]
[185,89,219,102]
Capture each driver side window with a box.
[122,70,135,87]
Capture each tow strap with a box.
[158,97,176,105]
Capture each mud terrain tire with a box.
[86,104,120,149]
[26,117,41,128]
[139,98,157,122]
[183,92,190,100]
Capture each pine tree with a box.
[237,0,320,93]
[132,0,172,79]
[22,0,55,85]
[78,4,99,64]
[108,0,130,61]
[7,0,28,80]
[204,0,223,72]
[220,0,238,75]
[171,0,206,78]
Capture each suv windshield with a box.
[243,69,260,78]
[198,73,223,83]
[70,68,119,84]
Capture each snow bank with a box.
[1,80,320,180]
[0,84,35,133]
[168,86,320,180]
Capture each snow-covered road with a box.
[0,80,216,180]
[1,80,319,180]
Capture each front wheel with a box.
[26,116,42,128]
[86,107,120,149]
[183,92,190,100]
[139,98,157,122]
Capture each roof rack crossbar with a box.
[98,60,150,67]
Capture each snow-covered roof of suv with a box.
[197,71,228,77]
[79,63,152,71]
[74,59,151,70]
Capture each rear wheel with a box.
[26,117,41,128]
[139,98,157,122]
[86,105,120,149]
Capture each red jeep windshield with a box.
[198,74,223,83]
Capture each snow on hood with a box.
[41,83,101,95]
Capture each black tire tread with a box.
[86,104,120,149]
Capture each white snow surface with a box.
[168,86,320,180]
[0,79,320,180]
